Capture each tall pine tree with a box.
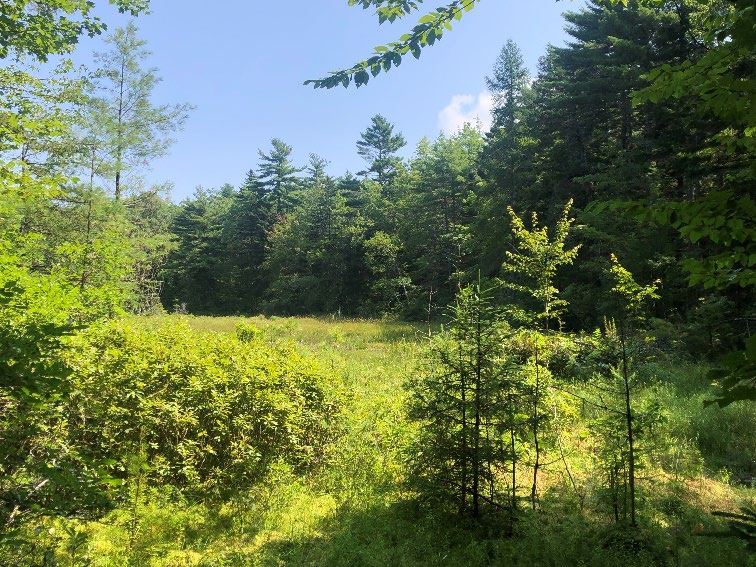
[356,114,406,189]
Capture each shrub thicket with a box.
[65,319,341,496]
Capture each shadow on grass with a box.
[222,495,756,567]
[248,499,495,567]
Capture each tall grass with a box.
[35,316,756,566]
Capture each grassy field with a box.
[40,316,755,566]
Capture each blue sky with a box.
[74,0,585,201]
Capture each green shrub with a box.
[66,319,341,496]
[0,270,115,539]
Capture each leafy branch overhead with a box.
[306,0,668,89]
[305,0,481,89]
[0,1,150,61]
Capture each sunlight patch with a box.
[438,92,493,134]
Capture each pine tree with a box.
[486,39,531,132]
[400,126,483,308]
[224,170,273,311]
[356,114,406,189]
[476,39,534,275]
[257,138,303,213]
[161,187,234,313]
[305,153,331,185]
[263,171,368,315]
[482,0,714,329]
[408,283,511,518]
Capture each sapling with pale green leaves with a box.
[501,200,580,509]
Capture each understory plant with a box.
[65,319,342,497]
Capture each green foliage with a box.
[263,176,370,315]
[609,253,660,321]
[3,0,755,558]
[1,317,752,565]
[1,20,181,313]
[706,335,756,407]
[356,114,407,187]
[65,319,341,495]
[222,170,273,311]
[122,187,177,314]
[475,38,534,276]
[364,230,414,313]
[501,201,581,330]
[611,192,755,290]
[0,0,149,61]
[257,138,304,213]
[486,39,530,130]
[634,0,755,155]
[706,507,756,552]
[161,186,234,313]
[607,255,660,526]
[399,125,483,310]
[407,283,513,516]
[0,40,158,539]
[597,1,755,413]
[0,264,114,540]
[86,22,191,199]
[306,0,481,88]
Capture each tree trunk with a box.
[473,304,482,518]
[620,320,636,526]
[115,58,126,199]
[531,338,541,510]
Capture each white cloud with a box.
[438,92,493,134]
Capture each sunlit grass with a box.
[50,316,756,566]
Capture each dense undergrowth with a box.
[65,320,340,495]
[3,315,753,566]
[1,0,754,565]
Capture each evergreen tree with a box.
[161,186,234,313]
[305,153,331,185]
[400,126,483,310]
[408,284,511,518]
[478,0,717,329]
[257,138,303,213]
[476,38,535,275]
[356,114,406,189]
[337,171,366,210]
[223,170,272,312]
[263,175,368,315]
[486,39,531,132]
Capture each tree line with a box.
[2,1,751,398]
[157,1,752,354]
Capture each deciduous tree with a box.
[86,22,191,199]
